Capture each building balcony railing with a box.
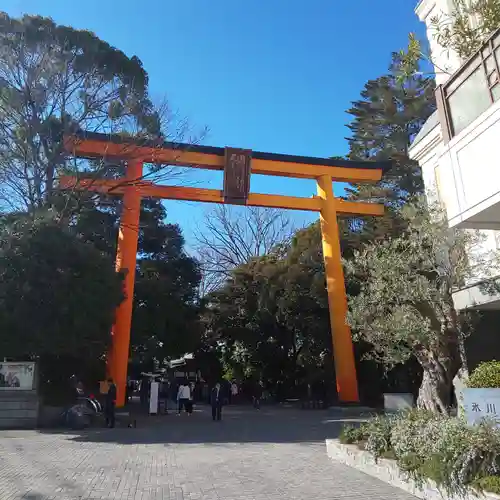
[436,27,500,142]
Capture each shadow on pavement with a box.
[37,405,373,446]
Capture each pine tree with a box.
[346,54,435,201]
[343,53,436,241]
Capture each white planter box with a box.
[326,439,500,500]
[462,388,500,427]
[383,393,413,412]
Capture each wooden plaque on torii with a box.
[223,148,251,205]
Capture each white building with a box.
[409,0,500,312]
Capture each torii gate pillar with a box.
[317,175,358,402]
[107,160,143,405]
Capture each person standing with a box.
[187,381,195,415]
[211,382,223,421]
[139,376,149,408]
[105,377,117,428]
[177,380,191,415]
[231,381,238,404]
[159,379,168,414]
[125,378,131,404]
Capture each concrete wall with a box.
[411,1,500,310]
[0,390,39,429]
[416,0,462,85]
[465,310,500,372]
[413,1,500,231]
[411,117,500,309]
[410,99,500,231]
[436,99,500,229]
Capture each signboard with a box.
[0,362,35,390]
[223,148,251,204]
[463,388,500,426]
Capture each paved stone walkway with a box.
[0,406,416,500]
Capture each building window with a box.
[447,65,491,135]
[441,29,500,139]
[494,230,500,250]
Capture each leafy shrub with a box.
[380,449,396,460]
[468,361,500,388]
[339,416,396,459]
[441,420,500,490]
[472,475,500,494]
[418,454,452,486]
[400,416,474,494]
[391,408,442,459]
[357,409,500,497]
[398,452,425,474]
[339,424,367,444]
[363,414,396,459]
[400,415,500,495]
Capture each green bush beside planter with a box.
[468,361,500,388]
[339,424,367,444]
[463,361,500,426]
[340,409,500,497]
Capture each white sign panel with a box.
[149,381,159,415]
[0,362,35,390]
[463,388,500,426]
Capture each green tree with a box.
[202,220,416,403]
[346,53,435,206]
[398,2,500,82]
[344,52,436,244]
[74,196,202,366]
[204,224,340,397]
[0,12,204,386]
[132,199,202,364]
[431,0,500,60]
[0,12,161,211]
[0,214,123,358]
[0,214,123,396]
[345,200,491,413]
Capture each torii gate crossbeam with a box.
[60,131,389,407]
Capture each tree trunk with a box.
[417,365,450,413]
[449,307,469,410]
[416,351,456,414]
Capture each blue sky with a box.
[3,0,425,250]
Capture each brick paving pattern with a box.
[0,406,416,500]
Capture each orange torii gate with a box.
[60,131,389,407]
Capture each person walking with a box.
[210,382,223,421]
[105,377,117,428]
[253,381,263,410]
[177,380,191,415]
